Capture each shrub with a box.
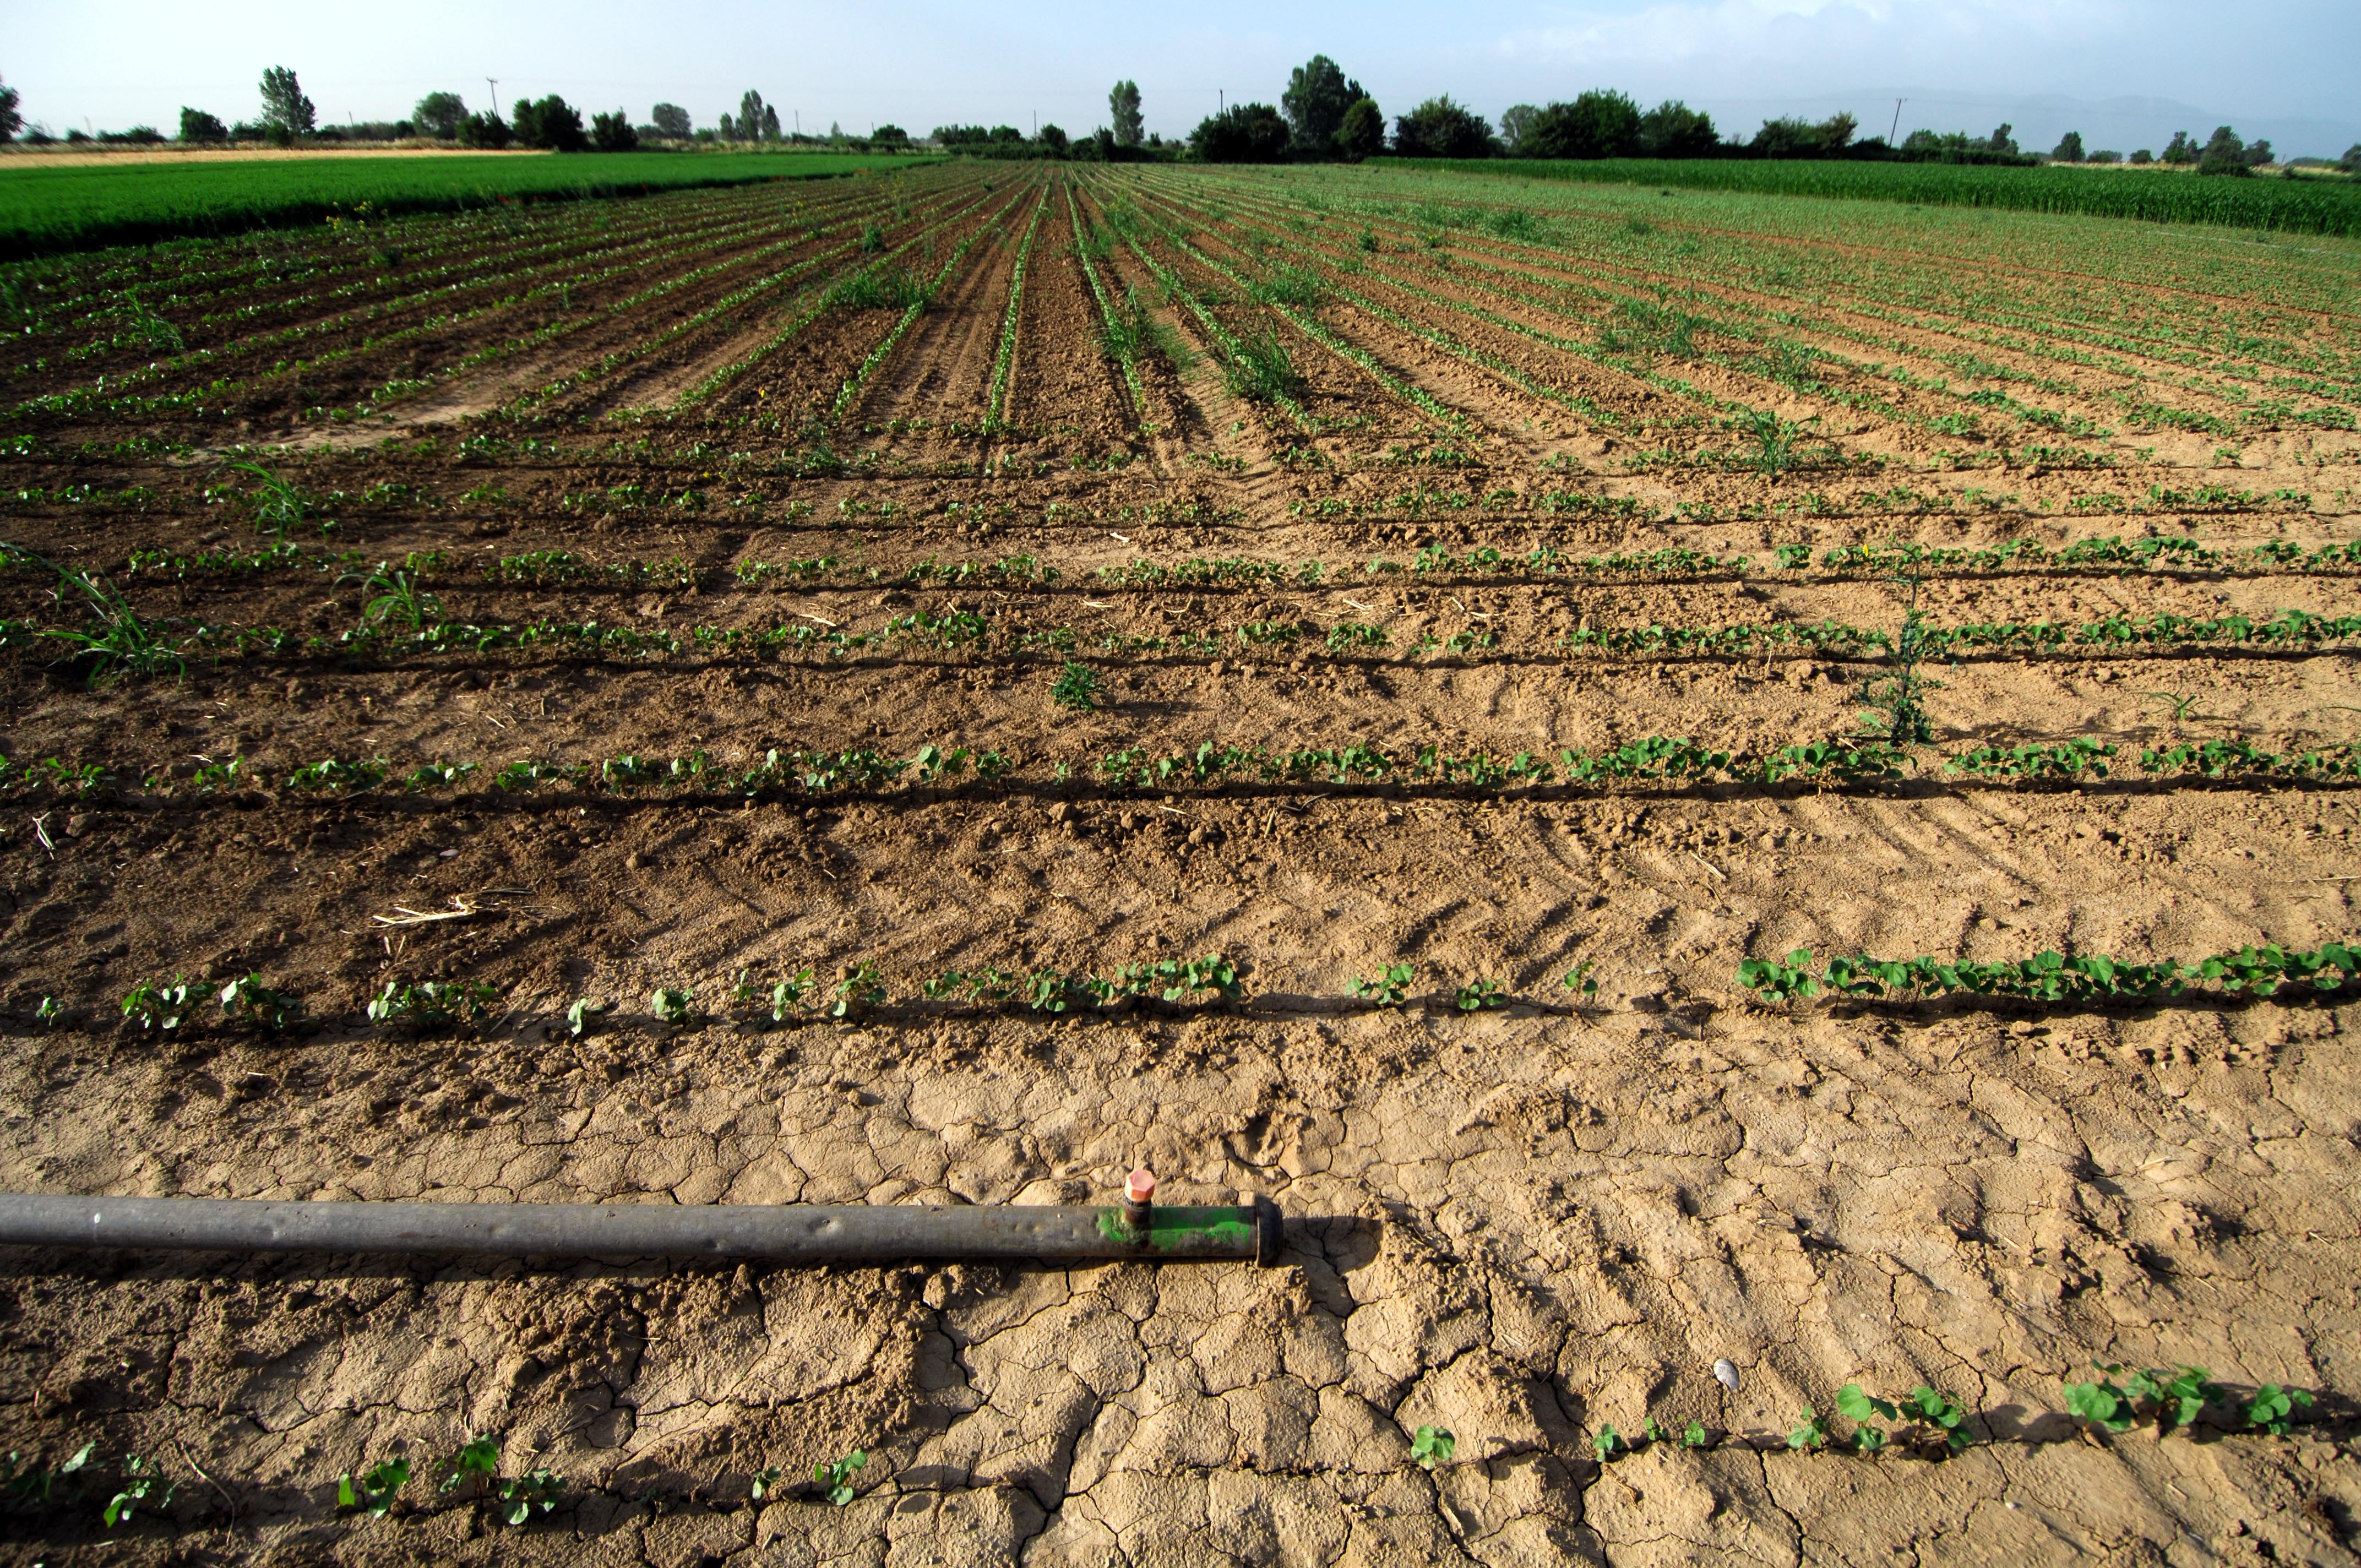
[512,95,586,153]
[178,108,228,144]
[1640,100,1718,157]
[1337,98,1385,162]
[1524,91,1642,159]
[590,111,638,152]
[1394,96,1492,158]
[1752,112,1857,158]
[2197,126,2251,177]
[458,110,512,149]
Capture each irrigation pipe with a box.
[0,1177,1279,1267]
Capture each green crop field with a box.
[1396,155,2361,236]
[0,149,940,258]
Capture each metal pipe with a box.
[0,1193,1281,1266]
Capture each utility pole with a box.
[1890,97,1904,145]
[487,79,500,116]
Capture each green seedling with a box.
[355,565,443,628]
[830,962,885,1020]
[2063,1367,2134,1434]
[2,1440,94,1505]
[1680,1421,1712,1449]
[2246,1384,2313,1436]
[368,979,501,1029]
[439,1435,501,1495]
[339,1456,410,1517]
[41,563,183,686]
[650,986,698,1028]
[1640,1418,1668,1445]
[1837,1384,1898,1451]
[1902,1386,1970,1452]
[35,996,63,1028]
[769,971,817,1021]
[102,1453,173,1528]
[121,976,197,1031]
[1348,963,1415,1007]
[1454,979,1508,1012]
[565,998,608,1038]
[1408,1425,1455,1471]
[750,1465,784,1501]
[2142,690,2201,724]
[814,1450,866,1506]
[1857,570,1938,747]
[219,974,300,1030]
[1788,1408,1829,1450]
[1051,660,1101,713]
[225,461,310,538]
[2125,1365,2219,1432]
[1592,1425,1622,1463]
[1562,961,1598,999]
[495,1468,563,1525]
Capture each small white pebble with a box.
[1713,1359,1740,1391]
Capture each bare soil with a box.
[0,162,2357,1564]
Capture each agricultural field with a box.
[0,157,2358,1560]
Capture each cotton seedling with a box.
[1788,1408,1830,1450]
[768,970,818,1022]
[2246,1385,2313,1436]
[102,1453,173,1528]
[1562,961,1598,999]
[121,976,197,1031]
[368,979,501,1029]
[1349,963,1416,1007]
[650,987,698,1028]
[1408,1426,1455,1471]
[2125,1365,2220,1432]
[1837,1385,1897,1452]
[1051,660,1101,713]
[35,997,63,1028]
[338,1456,410,1517]
[1592,1425,1622,1463]
[2062,1366,2135,1434]
[814,1450,866,1506]
[1640,1419,1668,1445]
[750,1465,785,1501]
[1680,1421,1712,1449]
[1454,979,1508,1012]
[830,963,885,1020]
[1,1440,93,1505]
[219,973,301,1031]
[439,1435,501,1496]
[565,998,609,1038]
[495,1468,563,1525]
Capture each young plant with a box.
[2062,1366,2134,1434]
[338,1456,410,1518]
[219,973,300,1030]
[121,976,197,1031]
[1348,962,1415,1007]
[2125,1365,2218,1432]
[1680,1420,1712,1449]
[650,986,698,1028]
[1734,950,1820,1003]
[35,996,63,1028]
[830,963,885,1020]
[1592,1425,1622,1463]
[102,1454,173,1529]
[1408,1425,1455,1471]
[2246,1384,2314,1436]
[565,998,609,1038]
[1454,978,1508,1012]
[439,1435,501,1496]
[1788,1408,1830,1450]
[353,564,444,629]
[1051,660,1101,713]
[749,1465,784,1502]
[814,1450,866,1506]
[225,461,310,538]
[42,564,184,686]
[368,979,501,1029]
[495,1468,563,1525]
[1857,570,1938,747]
[1561,961,1598,999]
[1837,1384,1897,1452]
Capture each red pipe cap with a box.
[1125,1169,1156,1204]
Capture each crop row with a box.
[1738,941,2360,1004]
[8,732,2354,814]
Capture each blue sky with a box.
[7,0,2358,155]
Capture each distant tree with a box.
[2343,144,2361,175]
[1189,102,1289,162]
[1986,123,2017,156]
[2243,137,2273,167]
[1752,111,1856,158]
[717,113,737,140]
[457,109,512,148]
[1038,123,1070,156]
[1393,96,1492,158]
[735,90,770,143]
[2086,149,2123,165]
[650,103,692,140]
[1336,97,1385,161]
[2197,124,2250,176]
[591,110,638,151]
[414,91,467,139]
[178,107,229,144]
[1109,80,1144,148]
[258,66,315,139]
[1081,127,1116,161]
[1498,104,1539,155]
[1525,90,1642,159]
[1282,55,1362,153]
[761,105,781,140]
[0,77,19,144]
[514,95,587,153]
[932,125,990,145]
[1639,100,1717,157]
[872,124,910,146]
[2130,148,2154,165]
[2161,130,2194,165]
[2051,130,2084,162]
[989,125,1024,143]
